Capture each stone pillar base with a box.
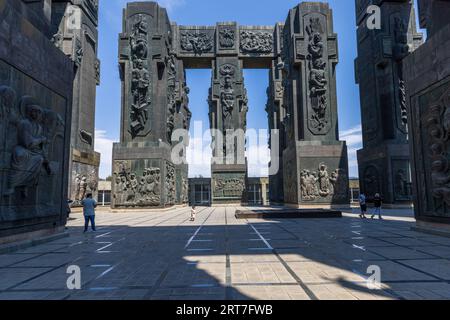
[0,227,68,254]
[357,143,412,205]
[111,142,177,209]
[211,163,247,206]
[283,141,350,207]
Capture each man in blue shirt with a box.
[81,193,97,232]
[359,193,367,219]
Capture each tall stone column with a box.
[209,56,249,205]
[355,0,423,205]
[173,58,191,206]
[266,24,286,204]
[405,0,450,232]
[51,0,101,204]
[281,2,350,208]
[112,2,189,209]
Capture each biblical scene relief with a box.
[0,84,65,216]
[300,163,348,201]
[113,161,161,207]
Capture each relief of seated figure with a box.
[4,97,52,198]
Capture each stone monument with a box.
[113,2,189,208]
[51,0,101,205]
[0,0,74,245]
[280,3,350,207]
[355,0,423,205]
[112,2,350,208]
[266,25,286,205]
[404,0,450,233]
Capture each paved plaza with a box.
[1,207,450,300]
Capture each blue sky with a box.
[94,0,423,179]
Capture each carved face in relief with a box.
[27,104,43,122]
[224,76,232,88]
[432,159,447,172]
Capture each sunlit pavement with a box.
[1,206,450,300]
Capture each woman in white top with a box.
[190,206,196,221]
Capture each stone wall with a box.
[355,0,423,205]
[51,0,101,204]
[405,0,450,226]
[0,0,73,244]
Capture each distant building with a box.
[98,181,112,206]
[349,178,360,204]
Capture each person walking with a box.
[371,193,383,220]
[82,193,97,232]
[190,206,197,222]
[359,193,367,219]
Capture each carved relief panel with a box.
[239,29,274,55]
[420,84,450,216]
[128,13,152,139]
[391,159,412,201]
[218,25,236,51]
[165,162,176,205]
[0,63,68,220]
[304,15,332,135]
[179,28,215,55]
[112,160,162,207]
[71,163,99,204]
[300,163,348,202]
[212,173,246,199]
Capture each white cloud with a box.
[186,136,212,178]
[340,125,363,178]
[185,129,271,178]
[247,143,270,177]
[95,130,117,179]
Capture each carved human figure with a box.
[130,59,150,133]
[330,168,348,198]
[180,32,213,54]
[132,60,150,107]
[77,176,88,201]
[306,18,329,132]
[220,28,235,48]
[308,33,324,60]
[240,31,273,53]
[318,163,331,196]
[144,169,155,196]
[309,59,327,92]
[395,169,408,196]
[131,15,148,60]
[119,175,128,203]
[300,170,309,199]
[431,158,450,206]
[305,170,318,198]
[221,76,235,132]
[127,172,138,202]
[5,98,51,197]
